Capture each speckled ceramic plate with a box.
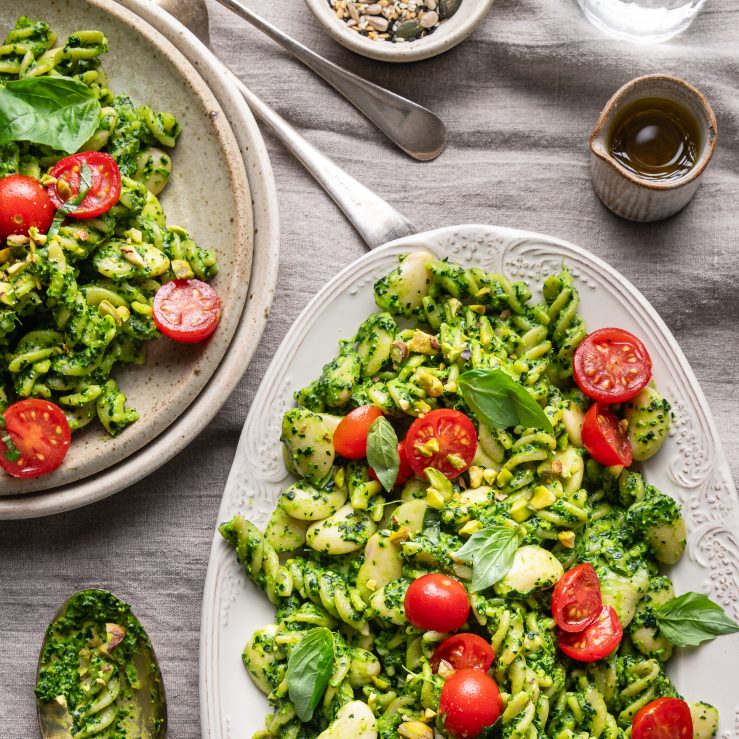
[201,225,739,737]
[0,0,280,516]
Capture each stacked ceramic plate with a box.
[0,0,280,518]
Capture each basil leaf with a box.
[366,416,399,493]
[459,369,553,433]
[422,506,441,543]
[286,627,335,722]
[0,77,101,154]
[454,525,520,592]
[655,592,739,647]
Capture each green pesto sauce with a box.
[35,590,153,738]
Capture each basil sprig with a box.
[459,369,553,433]
[0,414,20,463]
[286,627,335,722]
[0,77,101,153]
[366,416,399,493]
[655,592,739,647]
[454,524,520,592]
[47,162,94,239]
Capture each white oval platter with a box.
[200,224,739,738]
[0,0,280,517]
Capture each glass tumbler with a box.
[577,0,708,42]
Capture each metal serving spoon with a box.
[37,589,166,739]
[154,0,416,249]
[212,0,447,162]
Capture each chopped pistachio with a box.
[496,468,514,488]
[468,465,484,489]
[414,368,444,397]
[459,519,483,537]
[408,329,440,355]
[482,468,498,485]
[171,258,194,279]
[414,437,440,457]
[426,488,446,509]
[530,485,557,510]
[399,721,434,739]
[558,530,576,549]
[510,497,532,523]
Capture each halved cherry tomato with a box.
[573,327,652,403]
[0,174,55,238]
[558,605,623,662]
[632,698,693,739]
[552,564,602,633]
[431,634,494,674]
[333,405,383,459]
[48,151,121,218]
[369,439,414,486]
[405,409,477,479]
[439,668,503,738]
[0,399,71,478]
[153,279,222,343]
[582,403,632,467]
[404,573,470,632]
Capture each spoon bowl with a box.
[36,589,166,739]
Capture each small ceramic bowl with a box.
[303,0,495,63]
[589,74,718,222]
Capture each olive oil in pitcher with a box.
[609,97,701,181]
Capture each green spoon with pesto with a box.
[35,589,167,739]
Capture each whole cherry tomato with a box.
[333,405,384,460]
[439,668,503,738]
[405,408,477,479]
[404,573,470,632]
[573,327,652,403]
[430,634,494,674]
[0,174,54,238]
[581,402,633,467]
[632,698,693,739]
[552,564,602,633]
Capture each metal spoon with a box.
[212,0,447,162]
[37,589,166,739]
[153,0,416,249]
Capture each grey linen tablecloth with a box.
[2,0,738,735]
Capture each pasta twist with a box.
[542,269,587,380]
[219,516,292,604]
[286,558,369,635]
[613,655,678,728]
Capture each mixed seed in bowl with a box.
[328,0,463,43]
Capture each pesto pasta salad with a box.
[221,251,738,739]
[0,17,222,479]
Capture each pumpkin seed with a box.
[394,19,422,39]
[438,0,463,19]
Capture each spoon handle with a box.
[213,0,447,161]
[226,68,416,249]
